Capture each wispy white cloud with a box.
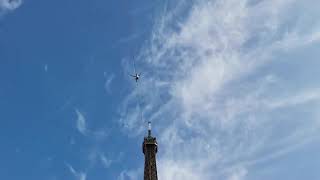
[117,168,141,180]
[87,148,114,169]
[227,167,247,180]
[104,73,115,94]
[74,109,109,139]
[116,32,143,45]
[66,164,87,180]
[100,153,112,168]
[0,0,22,15]
[75,109,87,136]
[120,0,320,179]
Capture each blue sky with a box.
[1,0,320,180]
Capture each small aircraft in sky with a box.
[130,72,141,82]
[130,59,141,82]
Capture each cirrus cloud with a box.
[0,0,22,15]
[120,0,320,179]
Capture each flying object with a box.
[131,73,141,82]
[130,58,141,82]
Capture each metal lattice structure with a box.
[142,122,158,180]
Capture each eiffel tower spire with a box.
[142,122,158,180]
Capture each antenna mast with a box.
[148,121,152,137]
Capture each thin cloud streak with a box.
[75,109,87,136]
[104,73,115,94]
[100,154,112,168]
[66,164,87,180]
[120,0,320,179]
[74,109,109,139]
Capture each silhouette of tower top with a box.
[142,122,158,180]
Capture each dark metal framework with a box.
[142,125,158,180]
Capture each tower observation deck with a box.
[142,122,158,180]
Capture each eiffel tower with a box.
[142,122,158,180]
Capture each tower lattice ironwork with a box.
[142,122,158,180]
